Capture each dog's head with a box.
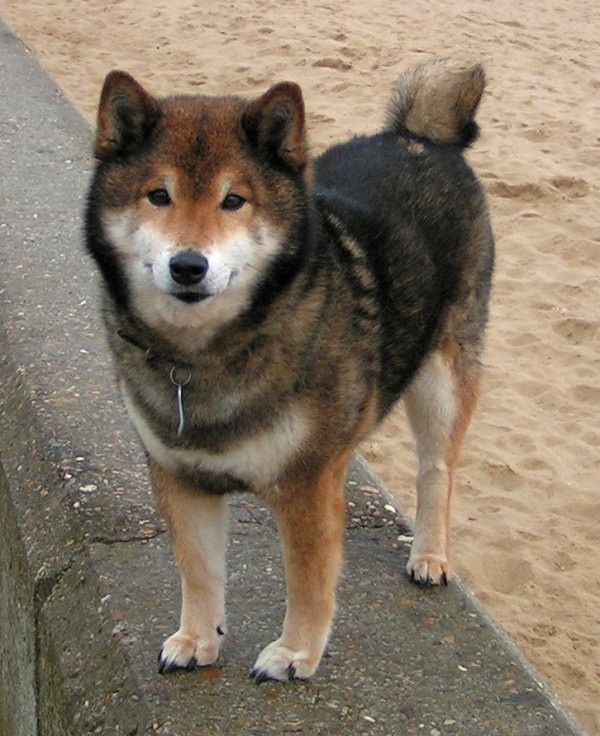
[86,71,311,338]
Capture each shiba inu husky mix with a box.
[85,58,494,682]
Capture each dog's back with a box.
[314,59,494,419]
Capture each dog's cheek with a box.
[200,248,233,295]
[147,248,175,293]
[107,216,173,294]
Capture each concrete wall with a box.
[0,360,73,736]
[0,460,37,736]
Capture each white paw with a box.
[250,639,321,683]
[407,553,450,586]
[158,627,224,673]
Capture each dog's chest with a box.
[121,382,308,491]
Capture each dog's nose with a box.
[169,251,208,286]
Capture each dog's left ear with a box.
[242,82,307,172]
[94,70,159,160]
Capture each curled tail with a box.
[385,58,485,149]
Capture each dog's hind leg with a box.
[149,460,228,672]
[402,343,481,585]
[251,452,349,682]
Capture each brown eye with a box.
[221,193,245,211]
[148,189,171,206]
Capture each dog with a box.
[85,57,494,683]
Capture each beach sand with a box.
[3,1,598,731]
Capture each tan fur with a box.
[402,343,482,584]
[142,171,258,250]
[150,459,228,669]
[386,58,485,146]
[254,452,349,678]
[441,340,482,469]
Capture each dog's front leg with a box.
[149,459,228,673]
[251,453,348,683]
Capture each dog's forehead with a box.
[156,95,247,165]
[134,95,255,195]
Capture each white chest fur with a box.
[121,383,309,490]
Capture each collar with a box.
[117,328,165,363]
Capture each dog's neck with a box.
[111,303,201,364]
[114,319,194,437]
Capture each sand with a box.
[3,0,598,731]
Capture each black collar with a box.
[116,328,192,368]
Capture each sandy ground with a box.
[3,1,598,731]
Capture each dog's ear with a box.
[242,82,307,172]
[94,71,159,160]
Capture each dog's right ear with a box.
[94,71,159,160]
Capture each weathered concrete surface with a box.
[0,19,588,736]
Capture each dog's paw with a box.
[158,629,222,674]
[250,640,320,683]
[407,553,450,586]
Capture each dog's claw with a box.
[158,658,172,674]
[407,555,450,587]
[185,656,198,671]
[251,664,298,684]
[250,668,272,685]
[410,569,432,587]
[413,576,438,588]
[158,649,198,674]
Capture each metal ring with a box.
[169,365,192,386]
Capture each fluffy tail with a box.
[385,58,485,149]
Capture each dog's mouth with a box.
[170,291,212,304]
[168,269,239,304]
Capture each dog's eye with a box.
[221,193,246,211]
[147,189,171,207]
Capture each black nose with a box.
[169,251,209,286]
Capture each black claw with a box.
[410,573,432,588]
[158,658,176,674]
[185,656,198,672]
[216,625,225,636]
[157,649,169,674]
[157,650,198,675]
[251,668,272,685]
[409,571,448,587]
[287,664,297,680]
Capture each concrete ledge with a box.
[0,20,587,735]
